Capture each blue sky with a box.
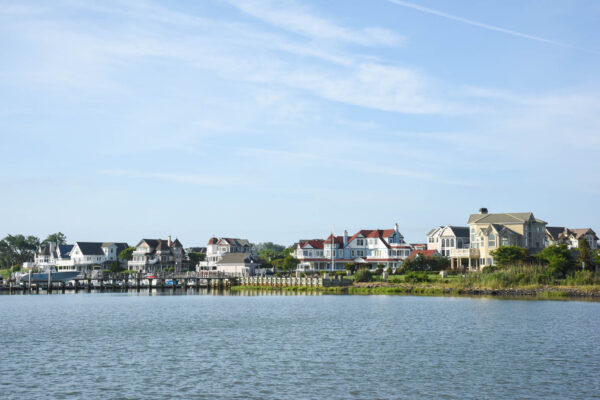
[1,0,599,247]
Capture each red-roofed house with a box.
[407,250,442,260]
[294,223,413,272]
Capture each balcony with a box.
[449,248,479,258]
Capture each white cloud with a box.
[226,0,403,47]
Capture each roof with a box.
[208,237,250,247]
[547,227,599,241]
[58,244,73,255]
[407,250,439,260]
[447,226,469,238]
[217,253,256,264]
[468,212,537,225]
[138,239,180,253]
[75,242,105,256]
[300,239,325,249]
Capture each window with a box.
[303,250,309,257]
[488,234,496,247]
[357,239,364,246]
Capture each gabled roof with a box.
[58,244,73,256]
[407,250,440,260]
[75,242,105,256]
[300,239,325,249]
[217,253,256,264]
[446,226,469,238]
[468,212,537,225]
[548,227,599,241]
[211,238,250,247]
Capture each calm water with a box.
[1,291,599,399]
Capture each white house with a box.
[426,226,470,256]
[294,224,412,272]
[34,241,128,272]
[198,237,255,271]
[215,253,260,276]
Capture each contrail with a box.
[386,0,599,55]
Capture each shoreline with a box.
[231,283,600,299]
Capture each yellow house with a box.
[450,208,547,270]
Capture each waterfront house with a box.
[294,224,412,272]
[545,227,598,250]
[215,253,260,276]
[128,236,184,273]
[34,241,127,272]
[426,225,470,256]
[407,249,442,260]
[450,208,547,270]
[198,237,255,271]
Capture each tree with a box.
[282,256,300,272]
[0,234,40,269]
[344,263,357,274]
[578,238,594,271]
[108,260,124,273]
[118,246,135,261]
[402,255,448,272]
[490,246,529,267]
[255,242,286,253]
[537,244,575,278]
[187,251,205,266]
[43,232,67,245]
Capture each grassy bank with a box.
[232,266,600,298]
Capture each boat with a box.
[19,268,82,283]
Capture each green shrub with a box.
[404,271,430,283]
[354,268,373,283]
[565,270,599,285]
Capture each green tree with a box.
[537,244,575,278]
[0,234,40,269]
[344,262,357,274]
[43,232,67,245]
[108,260,124,273]
[118,246,136,261]
[282,256,300,272]
[187,251,205,266]
[490,246,529,267]
[256,242,286,254]
[578,238,594,271]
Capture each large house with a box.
[34,241,128,272]
[198,237,255,271]
[294,224,412,272]
[215,253,260,276]
[426,225,470,256]
[450,208,547,270]
[128,236,184,273]
[546,227,598,250]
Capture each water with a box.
[1,292,599,399]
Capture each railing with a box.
[449,248,479,258]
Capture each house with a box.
[34,241,128,272]
[294,224,413,272]
[128,236,184,273]
[546,227,598,250]
[198,237,255,271]
[215,253,260,276]
[407,249,442,260]
[450,208,547,270]
[426,225,470,256]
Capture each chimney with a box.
[168,235,172,246]
[479,208,488,214]
[394,222,399,232]
[344,230,348,246]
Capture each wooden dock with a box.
[0,272,236,294]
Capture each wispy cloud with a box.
[387,0,600,54]
[99,169,254,186]
[226,0,403,47]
